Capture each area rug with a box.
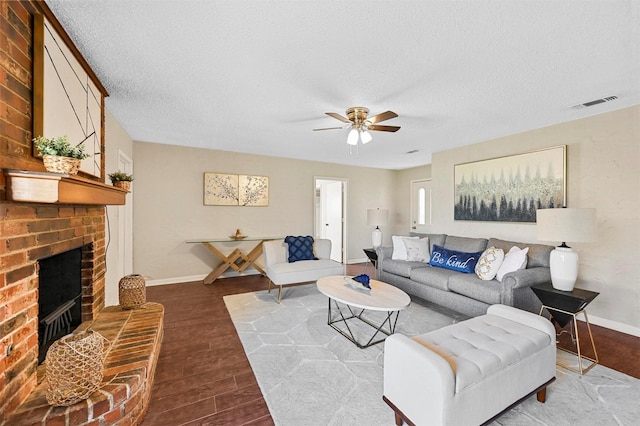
[224,284,640,426]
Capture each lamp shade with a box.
[347,128,359,145]
[536,208,597,243]
[367,209,389,227]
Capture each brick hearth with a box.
[3,303,164,426]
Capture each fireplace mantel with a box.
[4,169,127,205]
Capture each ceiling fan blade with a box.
[313,126,346,131]
[367,110,398,124]
[368,124,401,132]
[325,112,351,123]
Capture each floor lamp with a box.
[536,208,597,291]
[367,208,389,249]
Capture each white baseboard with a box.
[347,257,369,264]
[145,270,261,287]
[586,314,640,338]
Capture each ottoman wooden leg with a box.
[537,387,547,403]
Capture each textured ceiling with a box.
[45,0,640,170]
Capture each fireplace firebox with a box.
[37,246,84,363]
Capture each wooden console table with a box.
[186,237,282,284]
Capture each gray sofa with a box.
[375,233,554,317]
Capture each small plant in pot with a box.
[108,170,134,191]
[33,135,90,175]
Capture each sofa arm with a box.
[501,267,551,289]
[383,334,455,426]
[375,246,393,262]
[487,304,556,339]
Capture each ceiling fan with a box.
[313,107,400,145]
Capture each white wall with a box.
[104,108,134,306]
[429,105,639,333]
[131,142,395,282]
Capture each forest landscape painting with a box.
[454,146,566,222]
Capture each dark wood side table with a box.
[531,282,599,374]
[363,248,378,268]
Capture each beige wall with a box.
[104,109,134,306]
[132,142,396,282]
[392,165,432,235]
[430,105,640,332]
[128,105,638,333]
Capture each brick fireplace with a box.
[1,1,107,419]
[0,202,107,418]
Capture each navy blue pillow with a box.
[284,235,318,262]
[429,244,482,274]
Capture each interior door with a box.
[315,178,346,263]
[410,179,431,233]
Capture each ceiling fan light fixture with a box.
[347,128,359,145]
[360,129,372,144]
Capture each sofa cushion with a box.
[410,233,447,252]
[404,237,430,262]
[381,258,429,278]
[413,313,552,393]
[448,274,504,305]
[488,238,553,268]
[429,245,482,274]
[410,265,458,291]
[443,235,488,253]
[392,235,419,260]
[496,246,529,281]
[268,258,344,285]
[284,235,317,262]
[475,247,505,280]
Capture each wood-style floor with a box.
[142,264,640,426]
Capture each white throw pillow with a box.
[404,237,430,262]
[475,246,505,280]
[495,246,529,282]
[391,235,419,260]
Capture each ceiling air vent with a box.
[406,149,419,154]
[571,95,618,109]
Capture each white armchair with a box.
[263,238,344,302]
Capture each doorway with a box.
[314,177,347,263]
[410,179,432,233]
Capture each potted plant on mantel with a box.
[108,170,134,192]
[33,135,90,175]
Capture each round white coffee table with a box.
[317,275,411,348]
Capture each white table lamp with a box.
[536,208,597,291]
[367,208,389,249]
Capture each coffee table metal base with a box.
[326,298,401,349]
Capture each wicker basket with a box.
[113,180,131,192]
[119,274,146,309]
[45,329,106,406]
[43,155,81,175]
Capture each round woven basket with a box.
[45,329,105,406]
[113,180,131,192]
[43,155,81,175]
[119,274,146,309]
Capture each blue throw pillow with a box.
[284,235,318,262]
[429,244,482,274]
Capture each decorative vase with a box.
[45,329,106,406]
[118,274,146,309]
[113,180,132,192]
[42,155,81,175]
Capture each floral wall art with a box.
[454,145,566,222]
[204,173,269,206]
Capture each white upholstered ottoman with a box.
[383,304,556,426]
